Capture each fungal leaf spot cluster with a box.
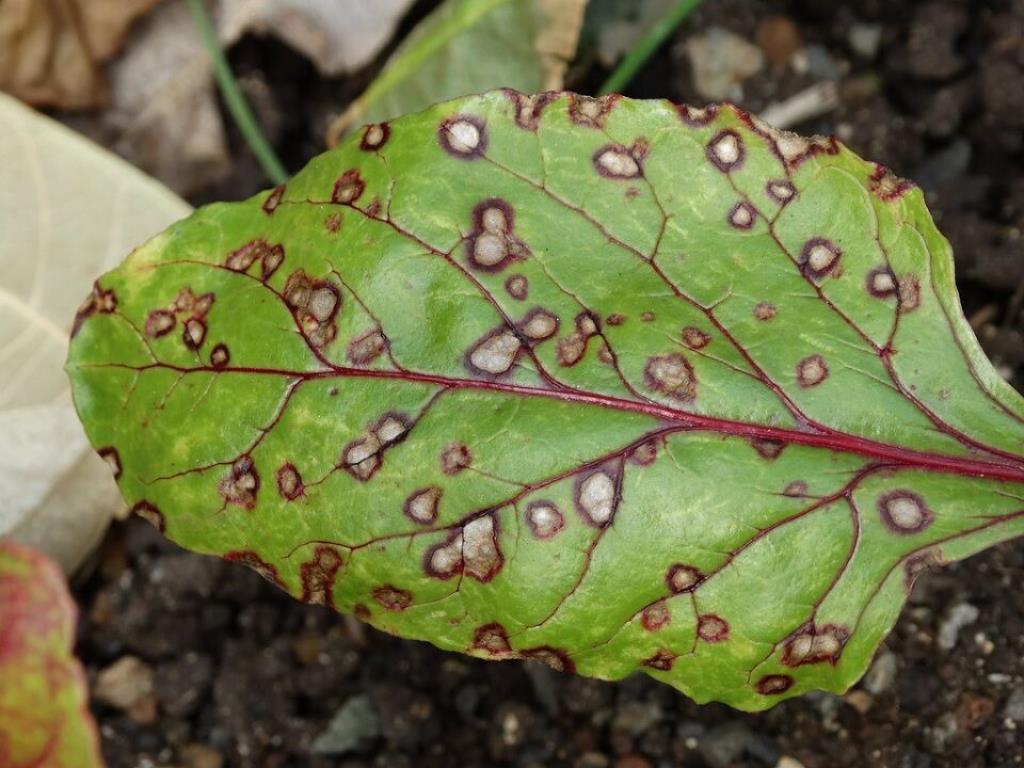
[65,90,1024,716]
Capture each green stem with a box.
[185,0,288,185]
[598,0,706,96]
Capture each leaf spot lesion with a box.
[644,353,697,402]
[575,466,620,528]
[796,354,829,388]
[878,490,934,534]
[404,486,442,525]
[706,129,746,173]
[439,115,487,159]
[466,199,530,272]
[525,500,564,539]
[218,456,260,510]
[360,122,391,151]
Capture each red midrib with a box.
[182,361,1024,485]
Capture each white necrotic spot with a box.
[210,344,230,368]
[469,330,522,375]
[768,180,796,203]
[667,564,701,593]
[262,246,284,278]
[788,633,814,663]
[577,471,616,526]
[776,132,810,163]
[447,120,481,153]
[576,313,598,337]
[505,274,528,300]
[708,131,743,169]
[521,311,558,340]
[679,104,716,125]
[784,625,847,665]
[574,96,605,122]
[526,503,564,539]
[806,241,839,273]
[429,534,463,576]
[277,464,302,499]
[441,443,471,475]
[796,354,829,387]
[146,309,175,337]
[729,202,755,229]
[463,515,501,581]
[557,334,586,366]
[184,318,206,349]
[873,271,895,292]
[812,632,841,658]
[697,614,729,642]
[364,124,386,148]
[348,328,387,365]
[869,268,897,297]
[595,147,640,178]
[307,286,339,322]
[642,601,670,631]
[481,206,508,233]
[343,434,381,480]
[645,353,697,401]
[473,232,508,266]
[880,491,932,533]
[405,487,441,524]
[374,416,407,444]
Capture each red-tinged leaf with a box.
[0,540,103,767]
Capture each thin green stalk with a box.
[598,0,706,96]
[185,0,288,184]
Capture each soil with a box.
[73,1,1024,766]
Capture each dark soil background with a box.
[74,1,1024,766]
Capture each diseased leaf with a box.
[326,0,588,144]
[67,92,1024,711]
[0,539,103,767]
[0,92,191,572]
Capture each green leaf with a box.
[0,539,103,767]
[66,92,1024,711]
[326,0,588,144]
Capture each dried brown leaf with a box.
[0,0,164,109]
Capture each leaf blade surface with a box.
[67,92,1024,710]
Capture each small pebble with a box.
[94,655,155,711]
[180,744,223,768]
[700,722,753,768]
[311,695,380,755]
[1002,687,1024,722]
[756,16,803,65]
[864,650,897,694]
[845,690,873,715]
[938,602,980,651]
[848,23,882,59]
[612,700,662,736]
[684,27,764,101]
